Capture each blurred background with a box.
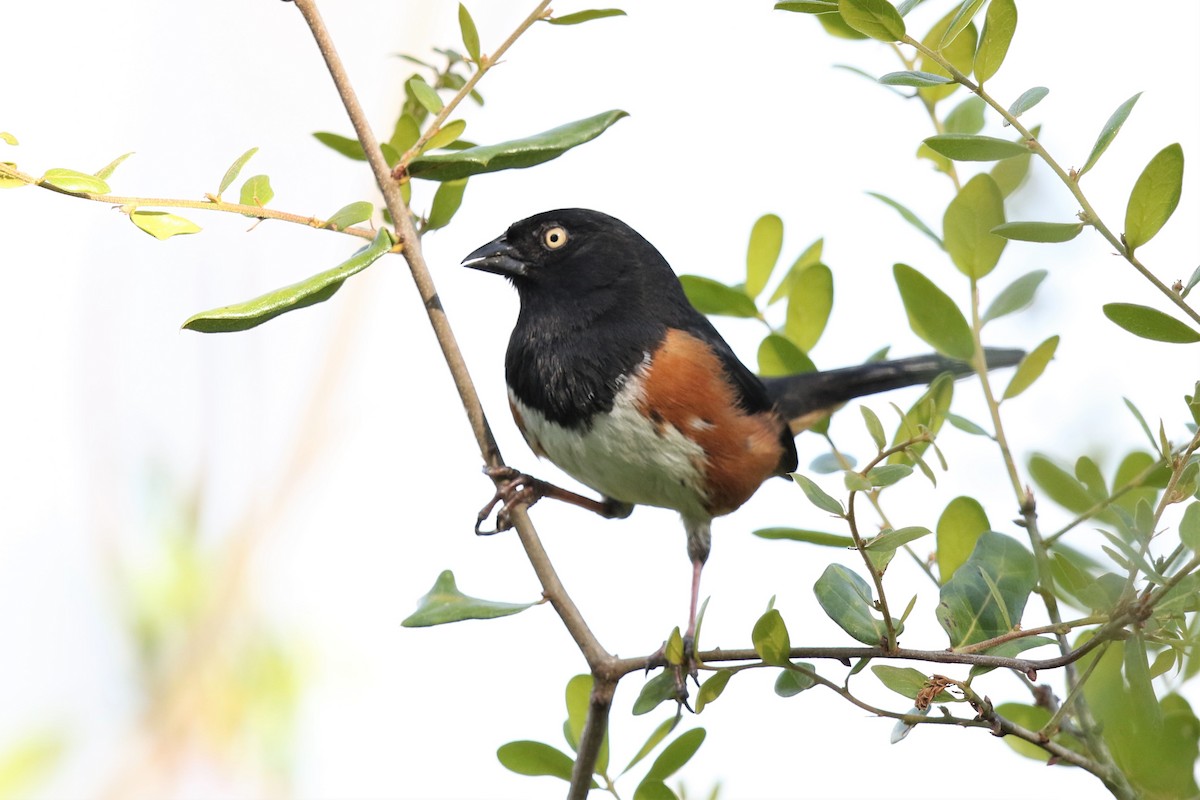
[2,1,1197,798]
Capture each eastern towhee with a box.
[463,208,1021,665]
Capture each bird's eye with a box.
[542,226,568,250]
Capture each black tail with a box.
[761,347,1024,432]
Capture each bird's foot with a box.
[647,633,700,712]
[475,466,545,535]
[474,465,633,534]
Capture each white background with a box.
[2,2,1198,798]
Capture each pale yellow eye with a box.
[542,226,568,249]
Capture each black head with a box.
[462,208,691,324]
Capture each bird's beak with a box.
[462,236,527,277]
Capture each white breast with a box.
[509,371,710,520]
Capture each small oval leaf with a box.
[1006,86,1048,120]
[893,263,975,360]
[323,201,374,231]
[838,0,906,41]
[41,168,110,194]
[679,275,759,318]
[974,0,1016,84]
[129,210,202,240]
[1102,303,1200,344]
[923,134,1029,161]
[991,221,1083,243]
[943,174,1006,279]
[982,269,1048,323]
[546,8,627,25]
[1003,335,1059,399]
[1079,92,1142,178]
[878,70,953,87]
[746,213,784,299]
[1124,142,1184,251]
[219,146,259,196]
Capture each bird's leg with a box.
[474,465,632,535]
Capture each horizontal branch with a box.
[0,162,379,242]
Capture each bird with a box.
[462,208,1022,676]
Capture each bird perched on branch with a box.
[463,208,1021,678]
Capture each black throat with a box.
[505,291,666,429]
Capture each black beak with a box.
[462,236,527,277]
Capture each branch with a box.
[287,5,616,797]
[903,34,1200,329]
[0,162,379,242]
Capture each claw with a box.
[474,466,543,536]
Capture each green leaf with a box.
[893,263,975,360]
[947,412,990,437]
[793,474,845,516]
[936,496,989,584]
[814,563,900,645]
[775,0,839,10]
[757,334,817,377]
[41,168,110,194]
[1029,454,1094,514]
[1180,502,1200,552]
[129,210,202,240]
[423,119,468,153]
[990,124,1037,197]
[183,228,393,333]
[1124,143,1184,250]
[324,201,374,231]
[816,10,869,38]
[622,716,680,774]
[632,672,679,716]
[862,406,887,450]
[867,464,914,488]
[458,4,481,62]
[0,132,17,146]
[564,674,591,750]
[878,70,953,87]
[923,134,1029,161]
[769,238,823,304]
[866,192,942,247]
[745,213,783,299]
[547,8,627,25]
[408,76,444,114]
[865,525,930,551]
[990,220,1083,243]
[785,263,833,351]
[389,115,421,154]
[219,147,258,196]
[1006,86,1048,121]
[982,269,1047,323]
[313,131,368,161]
[974,0,1016,84]
[944,96,986,135]
[939,0,985,48]
[400,569,535,626]
[752,609,792,666]
[844,470,873,492]
[1002,335,1058,399]
[810,452,848,473]
[695,669,733,713]
[943,173,1006,278]
[753,527,854,547]
[425,177,468,231]
[937,532,1036,647]
[872,665,954,702]
[408,110,627,181]
[774,666,817,697]
[1080,92,1142,178]
[644,729,705,783]
[94,151,134,181]
[239,174,273,209]
[887,373,953,466]
[1103,303,1200,344]
[679,275,758,318]
[1182,265,1200,299]
[837,0,905,40]
[916,8,976,102]
[496,740,578,782]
